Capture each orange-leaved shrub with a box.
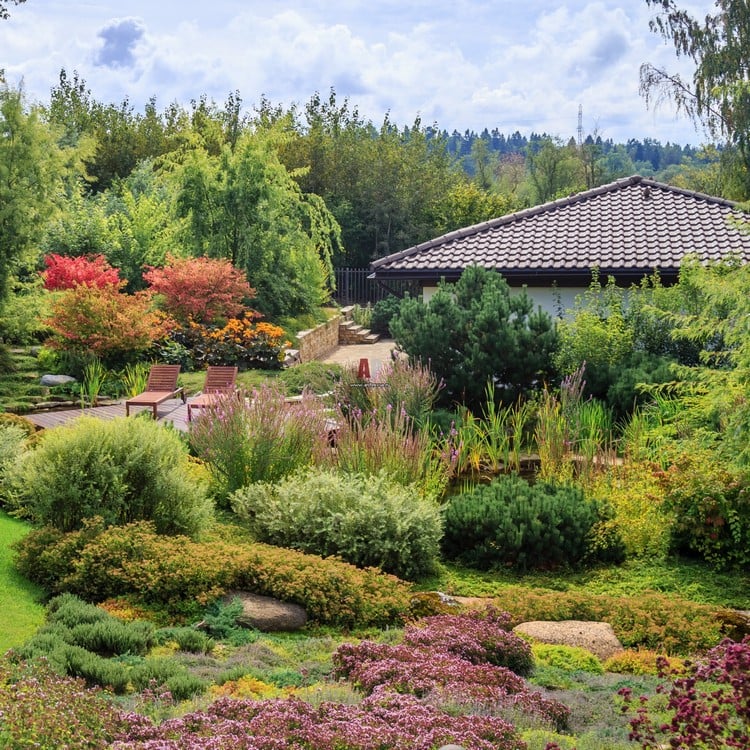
[603,649,686,676]
[44,283,172,367]
[13,521,415,627]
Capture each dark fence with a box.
[333,268,417,306]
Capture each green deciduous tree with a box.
[0,85,79,308]
[390,266,559,410]
[264,90,462,266]
[174,131,339,317]
[641,0,750,197]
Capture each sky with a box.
[1,0,717,146]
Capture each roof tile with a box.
[372,175,750,281]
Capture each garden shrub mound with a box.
[13,520,415,627]
[490,585,727,655]
[3,416,212,536]
[442,473,601,570]
[231,468,443,580]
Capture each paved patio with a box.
[24,341,403,431]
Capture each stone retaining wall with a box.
[296,312,344,363]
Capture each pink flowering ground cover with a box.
[333,606,569,731]
[112,692,521,750]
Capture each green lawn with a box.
[0,511,45,652]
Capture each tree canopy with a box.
[641,0,750,196]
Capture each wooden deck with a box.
[25,399,190,432]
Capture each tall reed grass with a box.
[188,385,330,504]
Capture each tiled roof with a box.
[370,175,750,283]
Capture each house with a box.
[369,175,750,316]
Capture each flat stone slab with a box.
[224,590,308,632]
[513,620,624,661]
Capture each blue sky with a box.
[1,1,715,145]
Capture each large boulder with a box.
[513,620,624,661]
[40,374,76,387]
[224,591,308,632]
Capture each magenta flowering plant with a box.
[620,635,750,749]
[401,605,533,675]
[332,607,569,731]
[0,657,127,749]
[112,691,523,750]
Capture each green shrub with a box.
[155,626,215,653]
[46,592,111,626]
[370,295,402,337]
[0,424,26,495]
[198,598,258,645]
[390,267,559,410]
[5,416,213,535]
[129,657,206,700]
[24,594,155,658]
[442,473,599,570]
[589,462,673,559]
[531,643,604,674]
[59,644,131,693]
[231,468,443,580]
[659,449,750,569]
[0,412,37,437]
[14,521,415,627]
[276,361,343,396]
[13,635,131,694]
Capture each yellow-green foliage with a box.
[489,585,724,655]
[0,412,37,437]
[210,675,287,699]
[532,643,604,674]
[589,462,673,559]
[14,521,415,627]
[603,649,686,676]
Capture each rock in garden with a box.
[40,374,77,387]
[513,620,624,661]
[224,590,308,632]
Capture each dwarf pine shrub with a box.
[442,473,599,570]
[4,416,213,535]
[231,468,443,580]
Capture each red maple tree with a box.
[42,254,121,291]
[143,255,255,324]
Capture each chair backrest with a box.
[146,365,181,391]
[203,366,238,393]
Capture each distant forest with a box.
[440,129,696,176]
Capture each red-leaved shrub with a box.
[144,255,254,325]
[42,253,121,290]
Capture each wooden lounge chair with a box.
[125,365,184,418]
[187,366,238,422]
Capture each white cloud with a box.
[0,0,717,144]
